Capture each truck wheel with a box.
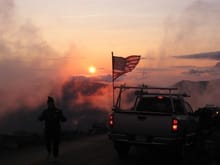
[114,142,130,158]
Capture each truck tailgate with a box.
[113,111,173,137]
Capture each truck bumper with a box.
[108,133,184,146]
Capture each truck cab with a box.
[108,85,198,158]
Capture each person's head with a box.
[47,96,55,108]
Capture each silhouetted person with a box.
[38,96,66,160]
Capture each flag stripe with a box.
[113,55,141,80]
[125,55,140,72]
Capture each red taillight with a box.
[172,119,179,132]
[157,95,164,99]
[109,114,114,127]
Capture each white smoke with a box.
[0,0,72,116]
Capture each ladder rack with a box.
[113,84,189,108]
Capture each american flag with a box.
[112,55,141,80]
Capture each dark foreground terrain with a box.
[0,134,219,165]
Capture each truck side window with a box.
[184,101,193,113]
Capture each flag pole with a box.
[112,51,115,107]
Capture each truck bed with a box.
[112,111,173,138]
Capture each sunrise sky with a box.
[13,0,220,82]
[1,0,220,116]
[10,0,219,76]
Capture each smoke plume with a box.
[174,79,220,110]
[61,76,112,111]
[0,0,72,116]
[159,0,220,62]
[0,76,112,132]
[0,0,112,132]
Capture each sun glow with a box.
[88,66,96,74]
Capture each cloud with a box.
[183,62,220,76]
[0,0,15,32]
[174,79,220,110]
[0,0,77,116]
[173,51,220,60]
[186,69,211,76]
[0,75,112,132]
[61,76,112,111]
[159,0,220,60]
[171,65,195,69]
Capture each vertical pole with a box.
[112,51,115,107]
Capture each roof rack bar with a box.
[114,85,178,91]
[135,92,190,97]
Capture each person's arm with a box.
[59,110,67,122]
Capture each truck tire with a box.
[114,142,130,158]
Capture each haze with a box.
[1,0,220,127]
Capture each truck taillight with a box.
[172,119,179,132]
[109,114,114,127]
[157,95,164,99]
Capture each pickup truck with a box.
[108,85,198,158]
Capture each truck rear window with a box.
[136,97,185,114]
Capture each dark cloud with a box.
[174,51,220,60]
[171,65,195,69]
[214,62,220,68]
[186,69,212,76]
[174,79,220,109]
[183,62,220,76]
[2,73,220,133]
[136,67,171,72]
[62,76,112,112]
[0,75,112,133]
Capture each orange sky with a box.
[0,0,220,111]
[1,0,220,122]
[4,1,215,80]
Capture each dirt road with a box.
[0,134,218,165]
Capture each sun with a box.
[88,66,96,74]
